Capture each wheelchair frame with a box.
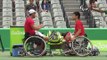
[24,36,46,56]
[72,36,93,56]
[23,35,93,57]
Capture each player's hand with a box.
[45,10,48,12]
[71,36,76,40]
[39,24,44,28]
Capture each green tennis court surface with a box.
[0,51,107,60]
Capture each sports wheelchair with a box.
[23,31,93,57]
[23,33,46,56]
[62,36,93,56]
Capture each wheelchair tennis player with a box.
[24,9,48,56]
[63,12,86,42]
[24,9,48,41]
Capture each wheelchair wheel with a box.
[61,43,71,56]
[72,36,93,56]
[24,36,46,56]
[61,42,75,56]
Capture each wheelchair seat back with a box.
[23,32,44,43]
[23,32,30,43]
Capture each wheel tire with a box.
[72,36,93,57]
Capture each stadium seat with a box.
[3,8,12,12]
[91,11,101,17]
[16,12,25,17]
[2,12,12,17]
[99,20,107,28]
[3,0,12,4]
[102,13,107,17]
[2,20,12,28]
[54,17,64,22]
[15,3,25,8]
[101,8,107,17]
[105,17,107,22]
[16,17,25,21]
[34,17,39,21]
[34,18,40,26]
[95,20,100,27]
[3,3,12,8]
[15,0,25,28]
[42,17,52,22]
[35,12,39,17]
[97,0,106,4]
[102,14,107,17]
[15,0,24,4]
[43,21,53,26]
[99,17,104,21]
[51,0,60,4]
[2,21,11,26]
[43,26,54,28]
[3,17,12,21]
[15,9,25,12]
[34,17,39,23]
[53,8,62,13]
[94,16,107,28]
[16,20,25,26]
[34,20,40,26]
[52,4,61,9]
[55,21,66,28]
[94,17,103,20]
[98,4,107,8]
[53,12,63,17]
[101,8,107,10]
[56,25,66,28]
[105,16,107,20]
[41,12,51,17]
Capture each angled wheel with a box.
[61,42,75,56]
[72,36,93,56]
[24,36,46,56]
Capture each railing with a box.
[0,0,2,28]
[80,0,96,28]
[59,0,70,28]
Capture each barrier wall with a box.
[0,27,107,51]
[0,28,10,50]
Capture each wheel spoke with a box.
[72,37,93,56]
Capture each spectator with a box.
[12,0,15,12]
[26,0,36,16]
[36,0,40,11]
[89,0,105,13]
[47,0,51,4]
[41,0,50,12]
[63,12,85,42]
[80,0,85,6]
[26,0,36,11]
[89,0,98,10]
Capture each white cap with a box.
[28,9,36,14]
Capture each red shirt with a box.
[24,17,35,35]
[74,20,85,36]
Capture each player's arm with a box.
[32,24,43,31]
[92,8,104,13]
[74,29,81,37]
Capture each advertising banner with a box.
[10,27,107,52]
